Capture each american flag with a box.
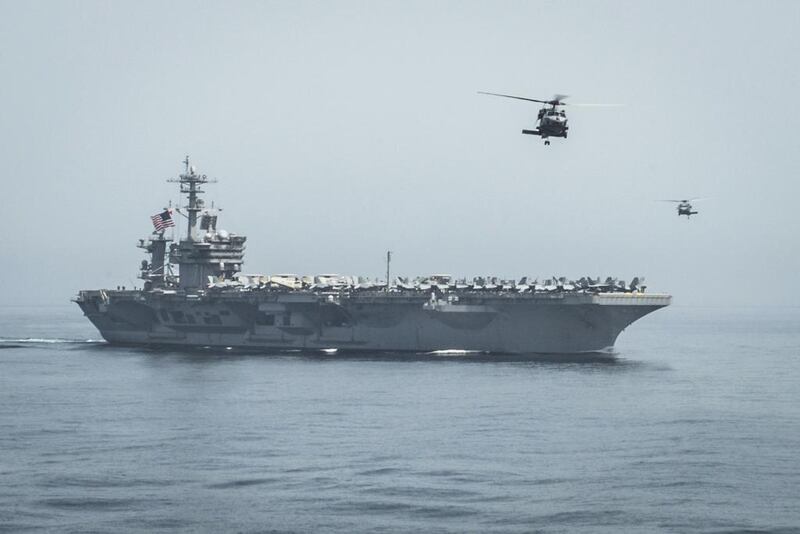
[151,209,175,231]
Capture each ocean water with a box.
[1,305,799,533]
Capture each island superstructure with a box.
[75,158,670,355]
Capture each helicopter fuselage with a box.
[522,105,568,144]
[677,204,698,217]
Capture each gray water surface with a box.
[1,305,799,533]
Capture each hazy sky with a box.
[2,1,799,307]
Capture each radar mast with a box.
[168,155,214,242]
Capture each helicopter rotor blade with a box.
[550,94,621,107]
[657,197,706,203]
[477,91,551,104]
[564,102,624,107]
[479,91,620,107]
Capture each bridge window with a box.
[255,312,275,326]
[203,315,222,325]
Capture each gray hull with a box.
[76,290,669,355]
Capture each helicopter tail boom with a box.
[521,129,542,136]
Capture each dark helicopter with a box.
[478,91,618,145]
[660,198,703,218]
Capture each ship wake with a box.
[0,337,105,346]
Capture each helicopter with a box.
[478,91,618,145]
[660,198,703,218]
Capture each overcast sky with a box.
[2,1,799,307]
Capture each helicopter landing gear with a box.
[544,139,550,146]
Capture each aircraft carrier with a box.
[75,158,670,355]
